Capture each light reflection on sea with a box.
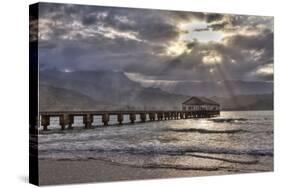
[38,111,273,173]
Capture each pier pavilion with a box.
[182,96,220,112]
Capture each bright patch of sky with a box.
[179,21,224,42]
[256,63,273,75]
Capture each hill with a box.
[39,69,273,111]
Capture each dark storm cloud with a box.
[82,8,181,42]
[208,22,229,31]
[194,28,209,32]
[38,3,273,82]
[207,14,273,33]
[225,30,273,52]
[39,3,182,43]
[138,20,179,42]
[205,13,224,23]
[170,11,205,22]
[39,35,157,72]
[81,8,136,31]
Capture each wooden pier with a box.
[39,110,220,131]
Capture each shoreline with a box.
[38,158,268,186]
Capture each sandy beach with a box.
[39,159,234,185]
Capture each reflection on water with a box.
[39,111,273,173]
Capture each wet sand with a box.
[39,159,235,186]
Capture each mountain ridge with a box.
[39,70,273,111]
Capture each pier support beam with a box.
[168,112,172,119]
[59,114,69,130]
[140,113,146,122]
[173,112,177,119]
[83,114,93,128]
[180,112,184,119]
[68,115,74,129]
[117,113,123,125]
[129,113,136,123]
[164,112,168,120]
[168,112,171,120]
[102,113,109,126]
[41,115,50,131]
[191,112,195,118]
[149,113,155,121]
[161,113,164,120]
[157,112,163,121]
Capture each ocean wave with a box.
[210,118,248,123]
[48,156,229,171]
[165,128,248,134]
[39,145,273,157]
[185,154,259,164]
[119,163,268,172]
[139,164,227,171]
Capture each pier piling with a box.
[41,115,49,131]
[102,113,109,126]
[117,113,123,125]
[129,113,136,123]
[140,113,146,122]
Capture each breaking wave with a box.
[39,144,273,157]
[210,118,248,123]
[185,154,259,164]
[165,128,248,134]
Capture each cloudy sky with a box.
[36,3,273,84]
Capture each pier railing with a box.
[39,110,220,131]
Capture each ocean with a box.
[38,111,273,174]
